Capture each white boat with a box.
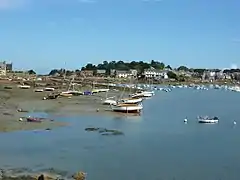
[103,99,117,105]
[118,97,143,104]
[34,89,44,92]
[197,116,219,123]
[44,87,55,91]
[111,103,143,113]
[131,91,154,98]
[229,86,240,92]
[61,90,83,96]
[98,88,110,92]
[18,85,30,89]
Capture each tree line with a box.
[47,60,240,77]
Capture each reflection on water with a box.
[0,89,240,180]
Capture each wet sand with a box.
[0,84,128,132]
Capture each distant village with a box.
[1,60,240,83]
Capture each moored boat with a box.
[197,116,219,123]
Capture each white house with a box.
[143,67,169,79]
[115,70,132,78]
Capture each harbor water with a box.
[0,88,240,180]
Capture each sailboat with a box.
[111,79,143,113]
[60,75,83,96]
[111,102,143,113]
[131,90,154,98]
[117,78,143,104]
[102,83,117,105]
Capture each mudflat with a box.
[0,84,124,132]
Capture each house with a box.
[0,61,7,76]
[143,67,169,79]
[129,69,138,77]
[110,69,116,76]
[115,70,132,78]
[202,71,216,81]
[80,70,94,77]
[6,63,13,71]
[96,69,106,76]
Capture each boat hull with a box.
[103,100,117,105]
[198,120,219,123]
[111,105,143,113]
[120,98,143,104]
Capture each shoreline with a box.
[0,83,136,133]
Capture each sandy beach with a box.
[0,83,128,133]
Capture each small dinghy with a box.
[27,117,42,123]
[197,116,219,123]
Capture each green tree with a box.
[177,66,189,71]
[166,65,172,70]
[28,69,36,75]
[49,69,59,76]
[167,71,178,80]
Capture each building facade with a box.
[80,70,94,77]
[0,61,7,76]
[143,68,169,79]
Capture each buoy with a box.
[184,118,188,123]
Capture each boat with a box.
[131,91,154,98]
[197,116,219,123]
[35,89,44,92]
[103,99,117,105]
[98,88,109,92]
[118,97,143,104]
[18,85,31,89]
[111,103,143,113]
[61,76,83,96]
[61,90,83,96]
[229,86,240,92]
[27,117,42,123]
[44,87,55,91]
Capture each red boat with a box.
[27,117,42,123]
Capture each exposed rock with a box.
[85,127,99,132]
[85,127,124,136]
[38,174,44,180]
[72,172,86,180]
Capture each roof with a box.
[97,69,106,73]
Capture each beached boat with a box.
[118,97,143,104]
[131,91,154,98]
[44,87,55,91]
[197,116,219,123]
[35,89,44,92]
[61,90,83,96]
[111,103,143,113]
[18,85,31,89]
[98,88,110,92]
[27,117,42,123]
[103,99,117,105]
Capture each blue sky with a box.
[0,0,240,73]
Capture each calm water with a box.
[1,89,240,180]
